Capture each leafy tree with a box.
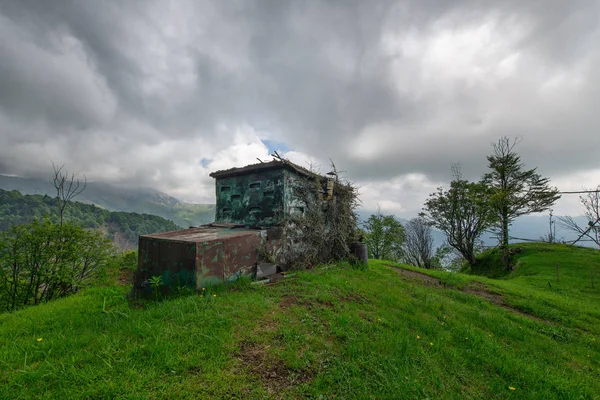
[363,209,405,261]
[422,168,495,267]
[422,178,494,265]
[0,219,114,311]
[482,137,560,269]
[402,217,435,269]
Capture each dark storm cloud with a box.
[0,0,599,209]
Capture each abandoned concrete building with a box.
[133,160,329,296]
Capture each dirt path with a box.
[387,265,549,323]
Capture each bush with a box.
[0,219,115,312]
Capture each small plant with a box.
[149,275,162,300]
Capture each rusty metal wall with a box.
[195,232,263,289]
[134,236,197,297]
[133,227,264,296]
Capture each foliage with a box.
[422,174,495,267]
[482,136,560,269]
[0,246,599,398]
[558,185,600,247]
[0,189,180,247]
[280,162,360,268]
[0,219,114,312]
[362,209,405,261]
[402,217,435,269]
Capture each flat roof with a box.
[141,226,261,243]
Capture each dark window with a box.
[249,182,261,189]
[249,206,261,214]
[230,194,242,200]
[220,186,231,193]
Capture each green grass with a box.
[1,243,599,399]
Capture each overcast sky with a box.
[1,0,599,217]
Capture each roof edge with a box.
[209,160,318,179]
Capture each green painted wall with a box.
[214,169,286,227]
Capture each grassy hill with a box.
[0,175,215,227]
[0,243,598,399]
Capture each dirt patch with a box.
[342,293,370,304]
[118,268,133,286]
[280,295,335,311]
[389,265,551,323]
[279,295,299,310]
[387,265,443,287]
[236,340,315,396]
[463,282,504,305]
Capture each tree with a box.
[0,219,113,311]
[558,186,600,247]
[422,166,495,267]
[363,209,405,261]
[482,137,560,269]
[402,217,435,269]
[51,162,87,226]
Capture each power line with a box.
[558,190,600,194]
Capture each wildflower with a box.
[429,342,433,346]
[416,335,420,339]
[213,294,217,297]
[36,338,42,342]
[441,322,445,326]
[509,387,516,391]
[202,288,206,291]
[465,338,468,340]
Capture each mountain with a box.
[0,175,215,227]
[0,189,180,250]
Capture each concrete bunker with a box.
[132,159,334,296]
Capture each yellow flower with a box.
[202,288,206,291]
[213,294,217,297]
[465,338,468,340]
[441,322,445,326]
[416,335,420,339]
[37,338,42,342]
[509,387,516,391]
[429,342,433,346]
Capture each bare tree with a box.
[51,162,87,225]
[402,217,435,269]
[558,186,600,247]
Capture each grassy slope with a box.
[0,244,598,399]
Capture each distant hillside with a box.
[0,175,215,227]
[0,189,180,249]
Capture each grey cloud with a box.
[0,0,599,207]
